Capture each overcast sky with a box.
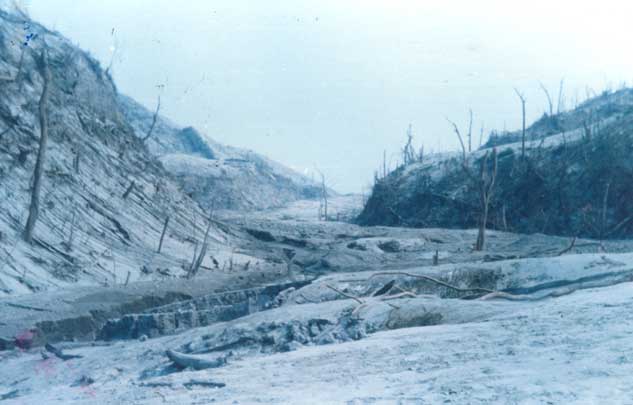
[21,0,633,192]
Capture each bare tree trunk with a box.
[538,82,553,116]
[141,95,161,143]
[316,169,328,221]
[474,148,498,251]
[122,181,135,199]
[514,89,527,159]
[24,49,51,244]
[478,122,485,148]
[188,209,214,278]
[557,79,565,114]
[73,149,80,174]
[467,109,473,152]
[382,150,387,178]
[600,181,611,243]
[66,205,77,251]
[157,216,170,253]
[446,117,466,162]
[476,203,489,251]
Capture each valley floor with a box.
[2,196,633,404]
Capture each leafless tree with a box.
[24,48,51,244]
[316,169,328,221]
[467,109,473,152]
[141,95,161,143]
[478,122,485,148]
[446,117,467,163]
[157,216,170,253]
[557,79,565,114]
[402,124,415,165]
[122,180,135,199]
[474,149,498,251]
[513,88,527,159]
[188,211,214,278]
[538,82,554,116]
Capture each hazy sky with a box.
[22,0,633,192]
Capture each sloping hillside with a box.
[0,10,240,295]
[357,88,633,239]
[118,95,324,211]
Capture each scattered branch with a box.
[365,272,494,294]
[325,284,364,304]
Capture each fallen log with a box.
[165,349,227,370]
[45,343,83,361]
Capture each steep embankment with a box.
[0,11,237,295]
[357,88,633,239]
[118,95,324,211]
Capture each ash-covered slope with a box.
[357,88,633,239]
[0,10,232,296]
[118,95,324,211]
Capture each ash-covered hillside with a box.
[357,88,633,239]
[0,10,278,296]
[118,95,324,211]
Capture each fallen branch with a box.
[325,284,364,304]
[366,272,495,294]
[479,288,576,302]
[557,236,576,256]
[165,349,226,370]
[45,343,83,361]
[372,279,395,296]
[183,380,226,389]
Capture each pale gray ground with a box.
[2,196,633,404]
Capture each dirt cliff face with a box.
[357,90,633,239]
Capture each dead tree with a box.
[157,216,170,253]
[538,82,554,116]
[316,169,328,221]
[188,211,214,278]
[141,95,161,143]
[24,49,51,244]
[474,149,498,251]
[557,79,565,114]
[478,122,485,148]
[402,124,415,165]
[514,89,527,159]
[72,148,81,174]
[122,180,135,199]
[467,109,473,152]
[382,150,387,178]
[446,117,467,163]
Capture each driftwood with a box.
[165,349,226,370]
